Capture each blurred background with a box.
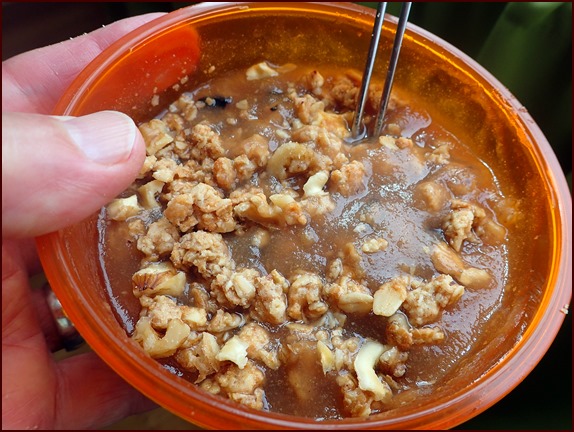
[3,2,571,430]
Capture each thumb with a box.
[2,111,145,238]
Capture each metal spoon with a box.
[350,2,412,141]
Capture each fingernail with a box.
[63,111,137,165]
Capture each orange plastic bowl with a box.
[36,2,571,429]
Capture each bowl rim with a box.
[37,2,572,429]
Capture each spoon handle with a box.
[373,2,412,137]
[350,2,387,140]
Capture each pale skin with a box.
[2,13,167,429]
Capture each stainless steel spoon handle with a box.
[350,2,412,141]
[350,2,387,140]
[373,2,412,137]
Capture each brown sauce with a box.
[99,63,518,419]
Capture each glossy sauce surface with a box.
[100,63,521,419]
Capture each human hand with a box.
[2,13,164,429]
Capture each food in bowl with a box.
[101,59,522,419]
[37,2,570,428]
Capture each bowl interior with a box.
[36,2,571,429]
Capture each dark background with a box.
[3,2,571,430]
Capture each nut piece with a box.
[138,179,165,209]
[361,237,388,254]
[317,340,335,374]
[354,341,392,402]
[267,141,315,180]
[132,262,186,298]
[223,271,257,307]
[175,332,221,382]
[106,195,141,221]
[139,119,174,155]
[373,279,407,317]
[246,61,279,80]
[431,242,491,289]
[458,267,491,288]
[132,316,190,358]
[338,292,374,314]
[216,335,249,369]
[303,171,329,197]
[379,135,399,150]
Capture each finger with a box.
[1,245,156,430]
[53,352,157,429]
[4,349,156,430]
[2,12,165,114]
[2,240,53,346]
[30,285,66,352]
[2,238,43,275]
[2,243,44,347]
[2,243,57,430]
[2,111,145,238]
